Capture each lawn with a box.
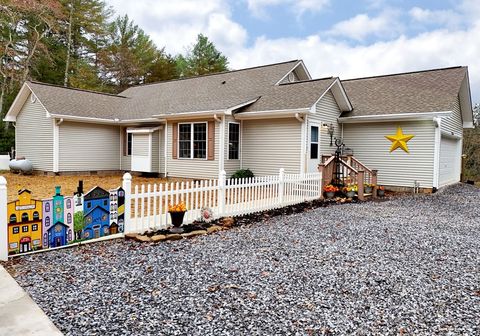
[2,183,480,335]
[0,172,179,201]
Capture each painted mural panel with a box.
[6,183,125,255]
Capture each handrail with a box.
[318,154,378,200]
[339,159,358,174]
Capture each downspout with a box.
[432,117,442,191]
[295,113,304,122]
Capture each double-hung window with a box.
[228,123,240,160]
[179,123,207,159]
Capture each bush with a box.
[231,169,254,179]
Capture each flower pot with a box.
[346,191,356,198]
[169,211,186,232]
[325,191,335,199]
[364,186,373,194]
[377,189,385,197]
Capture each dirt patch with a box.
[0,171,185,201]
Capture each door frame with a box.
[307,122,321,173]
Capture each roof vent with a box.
[221,80,226,84]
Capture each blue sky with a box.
[107,0,479,102]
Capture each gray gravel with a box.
[4,183,480,335]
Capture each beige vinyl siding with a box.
[224,115,241,176]
[121,155,131,171]
[311,90,342,156]
[132,133,149,156]
[342,121,436,188]
[441,97,463,136]
[242,118,302,175]
[59,121,120,171]
[15,93,53,171]
[166,121,220,179]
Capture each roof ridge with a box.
[278,76,335,85]
[121,60,301,90]
[342,66,466,82]
[28,81,128,98]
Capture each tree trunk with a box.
[63,1,74,87]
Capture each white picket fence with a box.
[0,169,322,260]
[122,169,322,233]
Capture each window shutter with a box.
[172,123,178,159]
[208,121,215,160]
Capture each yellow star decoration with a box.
[385,127,415,153]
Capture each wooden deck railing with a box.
[318,155,378,200]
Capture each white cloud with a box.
[106,0,246,55]
[246,0,329,18]
[327,10,402,41]
[105,0,480,102]
[409,7,461,28]
[230,23,480,102]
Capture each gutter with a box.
[234,108,310,120]
[338,111,453,123]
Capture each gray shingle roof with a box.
[25,62,469,122]
[239,77,336,112]
[119,60,300,118]
[27,60,302,121]
[340,66,467,118]
[27,82,128,119]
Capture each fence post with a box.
[0,176,8,261]
[122,173,133,234]
[278,168,285,205]
[219,170,226,216]
[358,170,365,201]
[318,164,325,200]
[372,169,378,198]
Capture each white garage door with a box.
[439,136,460,187]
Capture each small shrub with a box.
[231,169,254,179]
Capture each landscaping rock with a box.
[124,233,137,240]
[181,230,207,239]
[206,225,223,233]
[134,234,151,243]
[151,234,167,243]
[4,183,480,335]
[221,216,235,228]
[165,233,183,241]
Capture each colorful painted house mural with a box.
[108,187,125,234]
[7,189,43,254]
[42,186,74,248]
[83,186,110,239]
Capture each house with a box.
[4,60,474,190]
[42,186,74,248]
[7,189,43,254]
[83,186,110,239]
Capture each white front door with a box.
[131,133,152,172]
[308,124,320,172]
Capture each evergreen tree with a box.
[179,34,228,77]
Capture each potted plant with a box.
[364,183,374,194]
[377,185,385,197]
[169,201,187,233]
[323,184,339,199]
[343,184,358,198]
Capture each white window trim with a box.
[227,121,241,160]
[177,122,208,160]
[310,124,319,160]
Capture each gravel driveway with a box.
[4,184,480,335]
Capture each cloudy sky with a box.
[106,0,479,102]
